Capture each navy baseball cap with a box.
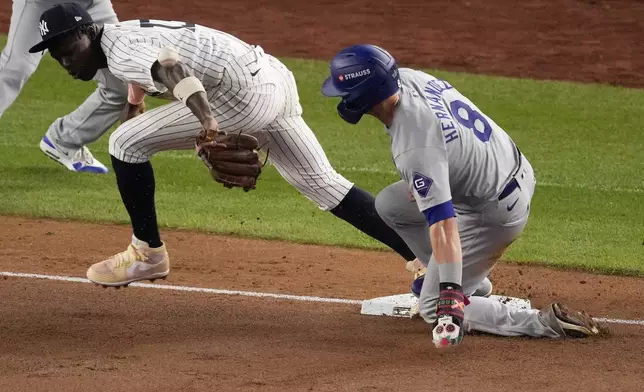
[28,2,93,53]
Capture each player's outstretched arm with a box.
[425,202,467,348]
[149,48,262,191]
[151,55,218,133]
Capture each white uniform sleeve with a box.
[102,32,167,94]
[395,145,452,212]
[390,94,454,213]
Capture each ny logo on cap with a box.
[39,20,49,37]
[75,16,83,22]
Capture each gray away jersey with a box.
[100,19,255,95]
[387,68,521,213]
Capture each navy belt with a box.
[499,144,522,201]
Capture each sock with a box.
[438,262,463,288]
[110,155,162,248]
[330,186,416,261]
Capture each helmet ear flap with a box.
[337,100,364,124]
[336,72,399,125]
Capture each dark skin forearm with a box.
[151,61,218,130]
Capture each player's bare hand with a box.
[202,116,219,131]
[195,116,224,153]
[119,102,146,123]
[200,117,223,140]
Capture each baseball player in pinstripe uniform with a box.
[322,44,601,347]
[29,3,421,286]
[1,0,127,173]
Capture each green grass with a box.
[0,36,642,275]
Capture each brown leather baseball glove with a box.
[195,129,263,191]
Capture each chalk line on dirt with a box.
[2,271,642,326]
[0,271,362,305]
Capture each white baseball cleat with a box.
[87,236,170,287]
[40,135,109,174]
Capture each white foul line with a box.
[1,271,643,326]
[592,318,644,326]
[0,271,362,305]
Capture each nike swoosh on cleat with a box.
[127,261,164,277]
[43,137,69,157]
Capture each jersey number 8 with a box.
[449,100,492,142]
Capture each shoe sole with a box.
[88,271,170,288]
[553,303,600,337]
[39,138,108,174]
[40,140,76,171]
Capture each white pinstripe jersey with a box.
[100,19,255,96]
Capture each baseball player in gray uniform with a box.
[0,0,126,173]
[322,44,601,348]
[29,3,420,286]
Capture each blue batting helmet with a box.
[321,44,400,124]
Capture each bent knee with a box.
[294,173,353,210]
[375,181,419,226]
[94,69,129,102]
[109,127,148,163]
[375,182,399,221]
[97,85,128,106]
[0,63,39,89]
[108,130,125,159]
[0,50,40,73]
